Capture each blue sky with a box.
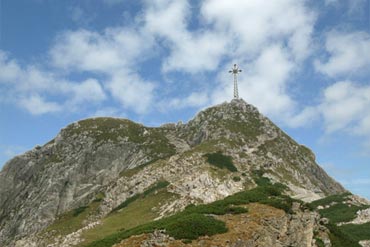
[1,0,370,199]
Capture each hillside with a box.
[0,99,368,247]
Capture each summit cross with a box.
[229,64,242,99]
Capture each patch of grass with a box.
[205,151,237,172]
[110,181,170,213]
[45,199,101,237]
[327,223,361,247]
[79,190,178,246]
[340,222,370,241]
[232,176,241,182]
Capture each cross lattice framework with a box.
[229,64,242,99]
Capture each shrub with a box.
[233,176,241,182]
[309,193,351,209]
[319,203,369,224]
[327,223,361,247]
[86,185,296,247]
[340,222,370,241]
[164,214,227,240]
[205,152,237,172]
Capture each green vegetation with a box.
[232,176,241,182]
[315,237,325,247]
[65,118,176,159]
[79,189,178,246]
[309,193,351,208]
[252,169,271,186]
[319,203,368,224]
[73,206,88,217]
[222,108,262,142]
[119,159,161,178]
[111,181,170,213]
[84,184,296,247]
[45,199,102,237]
[205,151,237,172]
[340,222,370,241]
[309,193,370,246]
[309,193,369,224]
[161,214,227,240]
[93,192,105,202]
[327,223,361,247]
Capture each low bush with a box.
[86,185,296,247]
[309,193,351,209]
[340,222,370,241]
[327,223,361,247]
[205,152,238,172]
[164,214,227,240]
[319,203,369,223]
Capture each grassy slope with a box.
[78,189,178,246]
[43,198,102,240]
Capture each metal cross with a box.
[229,64,242,99]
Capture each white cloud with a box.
[319,81,370,134]
[143,0,228,73]
[0,50,107,115]
[0,51,22,83]
[201,0,316,61]
[50,28,153,73]
[19,95,62,115]
[161,91,209,110]
[49,27,156,113]
[285,106,318,128]
[68,79,107,104]
[107,71,155,114]
[315,31,370,77]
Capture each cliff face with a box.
[0,99,346,246]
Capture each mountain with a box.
[0,99,369,247]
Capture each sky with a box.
[0,0,370,199]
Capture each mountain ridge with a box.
[1,98,363,247]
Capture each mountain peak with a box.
[0,101,350,246]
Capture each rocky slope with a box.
[0,99,353,247]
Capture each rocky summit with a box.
[0,99,369,247]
